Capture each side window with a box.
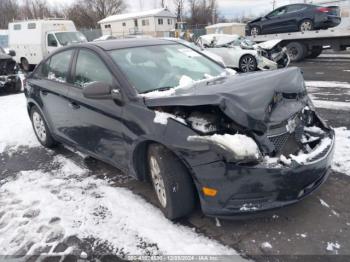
[35,58,51,78]
[74,49,114,88]
[287,5,305,13]
[48,34,58,47]
[47,50,74,83]
[268,7,287,18]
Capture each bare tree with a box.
[20,0,53,19]
[0,0,19,29]
[187,0,218,26]
[65,0,126,29]
[173,0,184,22]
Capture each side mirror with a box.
[8,50,16,57]
[83,81,123,102]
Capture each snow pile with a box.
[0,155,236,257]
[289,137,332,164]
[188,134,260,161]
[0,93,39,153]
[305,81,350,89]
[333,127,350,176]
[153,111,186,125]
[326,242,341,252]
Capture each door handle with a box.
[41,90,48,96]
[69,101,80,110]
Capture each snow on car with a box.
[196,34,290,72]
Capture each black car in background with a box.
[25,39,335,220]
[246,4,341,36]
[0,46,22,93]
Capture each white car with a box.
[196,34,290,73]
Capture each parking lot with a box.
[0,52,350,261]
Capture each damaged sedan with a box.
[25,39,334,220]
[196,34,290,72]
[0,46,22,93]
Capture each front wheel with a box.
[239,55,257,72]
[148,144,195,220]
[30,106,57,148]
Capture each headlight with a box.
[188,134,262,163]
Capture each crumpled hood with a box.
[144,67,308,133]
[254,39,283,50]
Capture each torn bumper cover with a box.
[191,129,334,217]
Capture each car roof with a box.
[81,38,177,51]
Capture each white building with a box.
[98,8,176,37]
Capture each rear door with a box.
[284,4,309,31]
[66,48,128,170]
[30,49,76,143]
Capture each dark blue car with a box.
[246,4,341,36]
[25,39,335,220]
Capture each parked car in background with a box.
[25,39,334,220]
[196,34,290,72]
[0,46,22,93]
[246,4,341,36]
[8,19,87,71]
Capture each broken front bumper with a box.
[192,129,335,218]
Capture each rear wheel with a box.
[250,26,261,36]
[147,144,195,220]
[239,55,257,72]
[30,106,57,148]
[286,42,307,62]
[299,19,314,32]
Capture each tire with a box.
[14,78,22,93]
[299,19,314,32]
[21,58,30,72]
[147,144,195,220]
[286,42,307,62]
[250,26,260,36]
[239,55,258,72]
[306,46,323,59]
[30,106,57,148]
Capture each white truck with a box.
[8,19,87,71]
[247,19,350,62]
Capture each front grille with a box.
[269,133,290,152]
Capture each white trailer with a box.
[247,24,350,62]
[8,19,87,71]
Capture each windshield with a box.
[109,44,225,94]
[55,32,87,46]
[233,37,255,48]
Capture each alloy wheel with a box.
[300,21,312,32]
[33,112,47,142]
[149,156,167,208]
[251,27,259,36]
[241,56,256,72]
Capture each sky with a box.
[46,0,325,19]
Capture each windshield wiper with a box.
[141,86,174,94]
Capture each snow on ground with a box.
[333,128,350,176]
[0,93,39,153]
[0,94,241,258]
[312,100,350,111]
[0,155,238,257]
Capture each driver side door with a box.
[67,48,129,171]
[262,6,288,34]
